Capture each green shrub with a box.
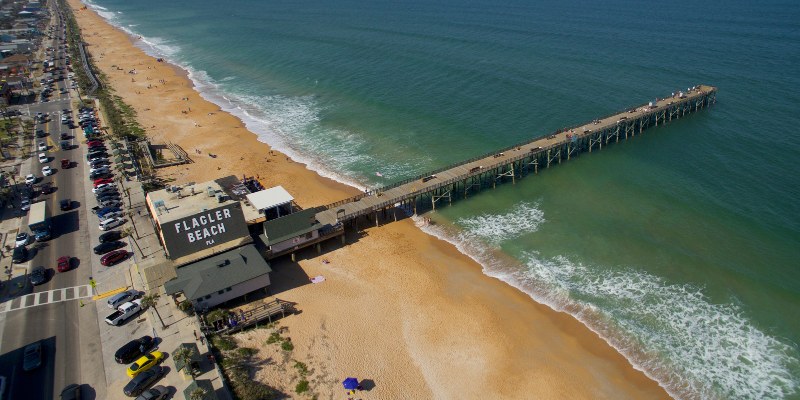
[237,347,258,358]
[266,332,282,345]
[212,335,237,351]
[295,379,309,394]
[281,340,294,352]
[293,360,308,376]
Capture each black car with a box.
[87,152,108,161]
[89,160,111,168]
[60,132,70,140]
[114,336,155,364]
[29,266,47,286]
[99,230,122,243]
[12,246,28,263]
[60,383,81,400]
[60,198,72,211]
[123,366,166,397]
[97,191,121,199]
[89,172,114,180]
[93,241,125,255]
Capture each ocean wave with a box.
[420,206,799,400]
[456,201,545,245]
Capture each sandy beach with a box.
[68,1,671,398]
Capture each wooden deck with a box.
[315,85,717,226]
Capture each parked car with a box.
[126,351,165,378]
[38,153,49,163]
[96,193,121,203]
[99,230,123,243]
[115,336,155,364]
[38,141,48,151]
[92,183,116,193]
[42,166,54,176]
[107,289,140,309]
[60,198,72,211]
[60,132,70,140]
[20,198,31,211]
[100,212,124,223]
[15,232,29,247]
[98,209,123,219]
[25,174,37,185]
[61,159,72,169]
[87,152,107,161]
[22,342,42,371]
[99,200,123,209]
[101,250,129,266]
[29,266,47,285]
[94,178,114,186]
[133,385,169,400]
[59,383,82,400]
[93,241,125,255]
[57,256,72,272]
[123,366,165,397]
[100,217,125,231]
[89,172,114,181]
[12,246,28,263]
[90,166,111,175]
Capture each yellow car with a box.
[126,351,165,378]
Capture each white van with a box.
[107,289,139,309]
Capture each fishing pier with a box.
[315,85,717,227]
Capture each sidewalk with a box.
[90,139,230,399]
[0,118,38,301]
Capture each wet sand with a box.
[68,1,671,398]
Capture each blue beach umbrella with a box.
[342,377,359,390]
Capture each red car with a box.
[57,256,71,272]
[86,140,104,146]
[101,250,128,266]
[94,178,114,186]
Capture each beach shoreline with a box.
[67,1,672,398]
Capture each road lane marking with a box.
[92,286,128,301]
[0,284,94,313]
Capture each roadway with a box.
[0,9,110,400]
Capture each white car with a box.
[42,166,54,176]
[21,199,31,211]
[99,217,124,231]
[38,153,49,163]
[38,141,47,151]
[25,174,36,185]
[92,183,116,193]
[99,212,124,223]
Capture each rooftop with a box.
[246,186,293,211]
[262,208,322,245]
[164,244,271,301]
[147,177,244,225]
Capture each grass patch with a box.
[212,335,237,351]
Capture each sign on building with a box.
[160,204,249,259]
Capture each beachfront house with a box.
[259,207,344,261]
[164,244,272,311]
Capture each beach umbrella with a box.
[342,377,359,390]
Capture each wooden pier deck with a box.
[315,85,717,227]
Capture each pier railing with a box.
[321,87,713,212]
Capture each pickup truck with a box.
[105,299,143,326]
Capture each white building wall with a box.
[270,230,319,253]
[194,274,271,310]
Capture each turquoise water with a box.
[85,0,800,398]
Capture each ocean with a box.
[82,0,800,398]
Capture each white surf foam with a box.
[419,204,799,400]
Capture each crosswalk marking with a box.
[0,284,93,313]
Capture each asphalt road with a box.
[0,13,107,400]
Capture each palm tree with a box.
[173,345,196,375]
[122,227,144,258]
[140,292,165,329]
[189,387,207,400]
